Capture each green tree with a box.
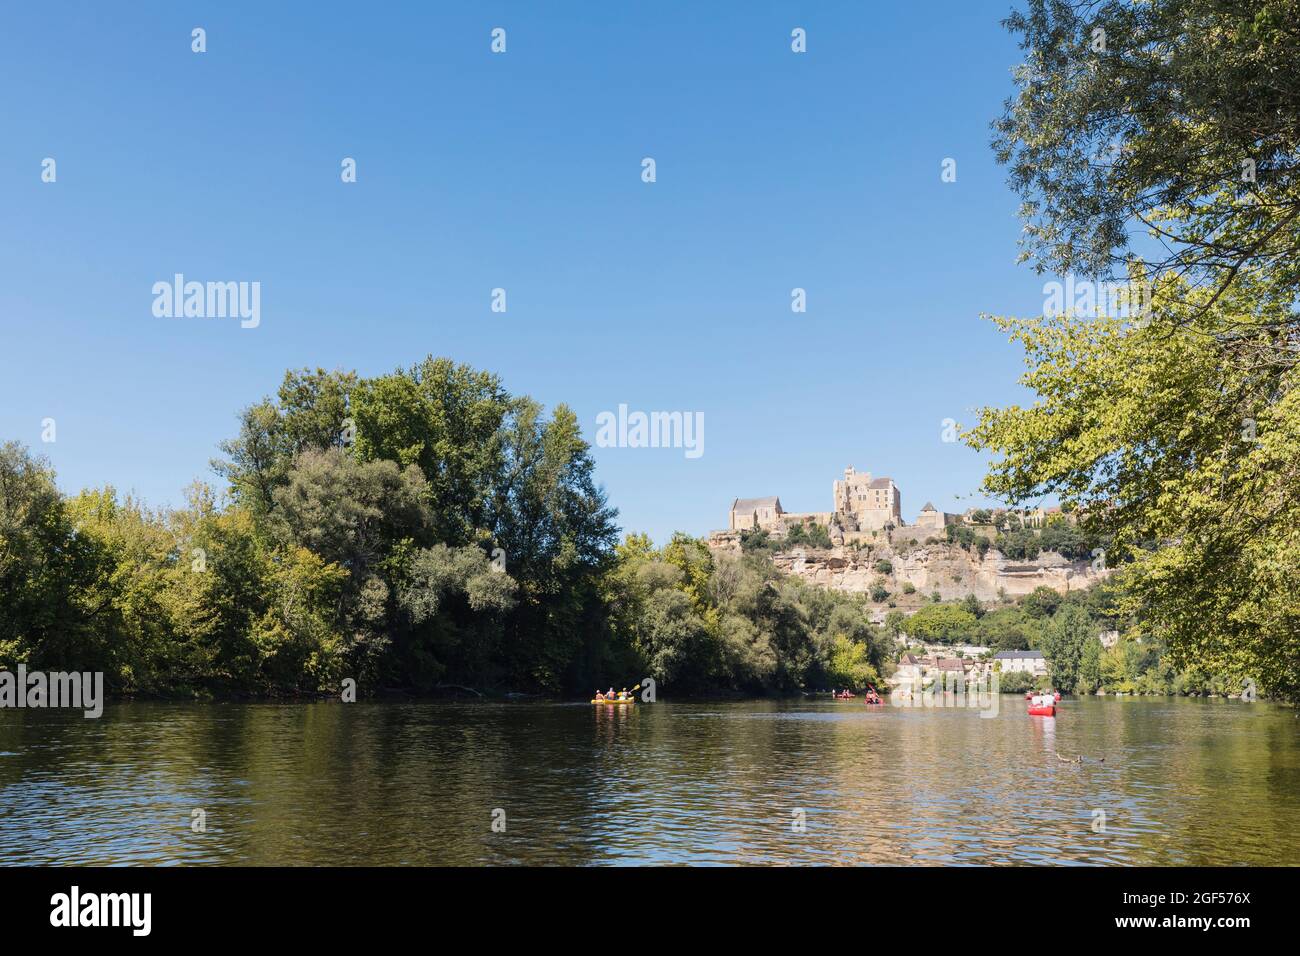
[824,634,880,689]
[980,0,1300,700]
[352,357,511,546]
[1040,605,1093,692]
[883,609,907,639]
[903,604,977,643]
[995,0,1300,320]
[1021,586,1063,620]
[0,444,106,675]
[1078,636,1104,694]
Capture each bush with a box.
[996,669,1036,694]
[997,528,1041,560]
[786,522,833,549]
[946,524,977,550]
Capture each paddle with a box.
[596,683,640,701]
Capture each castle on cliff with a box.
[726,466,953,545]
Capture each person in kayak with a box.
[595,689,605,700]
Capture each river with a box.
[0,696,1295,865]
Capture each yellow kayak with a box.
[591,697,636,704]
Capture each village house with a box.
[936,658,966,679]
[896,653,924,685]
[894,652,992,694]
[992,649,1049,676]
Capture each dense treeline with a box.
[1,359,617,695]
[0,357,891,698]
[605,533,889,694]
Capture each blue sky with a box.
[1,1,1052,544]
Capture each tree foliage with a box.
[977,0,1300,699]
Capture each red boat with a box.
[1027,703,1056,717]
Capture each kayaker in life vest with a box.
[595,689,605,700]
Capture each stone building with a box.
[729,496,785,531]
[832,467,901,531]
[915,501,949,533]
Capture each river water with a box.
[0,696,1295,865]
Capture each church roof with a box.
[731,496,782,514]
[921,501,937,512]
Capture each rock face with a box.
[706,532,1106,608]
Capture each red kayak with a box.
[1027,704,1056,717]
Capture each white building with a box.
[992,649,1049,676]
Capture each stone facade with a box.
[729,496,784,531]
[832,467,902,531]
[914,501,950,533]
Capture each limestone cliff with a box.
[706,531,1107,609]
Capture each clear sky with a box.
[1,1,1052,544]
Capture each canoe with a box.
[591,698,635,705]
[1027,704,1056,717]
